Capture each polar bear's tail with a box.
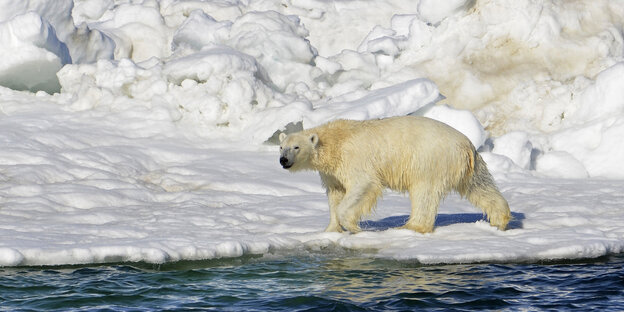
[465,151,511,230]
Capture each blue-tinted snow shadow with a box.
[360,212,525,231]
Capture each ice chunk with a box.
[535,151,589,179]
[309,78,440,126]
[226,11,317,90]
[0,248,25,267]
[545,63,624,178]
[416,104,487,149]
[417,0,474,25]
[92,3,171,61]
[574,63,624,123]
[0,12,70,93]
[171,10,232,51]
[0,0,114,64]
[491,131,534,170]
[549,118,624,178]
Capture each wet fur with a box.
[279,116,511,233]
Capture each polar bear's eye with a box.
[294,146,299,150]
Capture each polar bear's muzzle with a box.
[280,156,293,169]
[279,145,299,169]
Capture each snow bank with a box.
[0,0,113,93]
[414,103,486,149]
[543,63,624,178]
[56,5,447,144]
[417,0,474,25]
[488,61,624,179]
[0,12,70,93]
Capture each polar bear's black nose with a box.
[280,157,288,166]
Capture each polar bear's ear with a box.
[279,132,287,143]
[310,133,319,147]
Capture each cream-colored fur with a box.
[279,116,511,233]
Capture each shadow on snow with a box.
[360,212,525,231]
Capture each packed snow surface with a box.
[0,0,623,266]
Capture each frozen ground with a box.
[0,0,623,266]
[1,88,623,266]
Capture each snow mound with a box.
[0,0,113,93]
[534,62,624,178]
[58,46,443,144]
[417,0,474,25]
[0,12,70,93]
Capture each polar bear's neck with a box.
[308,127,349,175]
[312,147,340,174]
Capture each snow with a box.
[0,12,71,93]
[0,0,623,266]
[417,0,473,25]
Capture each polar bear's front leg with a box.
[335,182,380,233]
[403,183,442,233]
[325,188,344,232]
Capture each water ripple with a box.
[0,254,622,311]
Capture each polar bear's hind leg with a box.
[466,153,511,230]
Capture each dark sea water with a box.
[1,251,623,311]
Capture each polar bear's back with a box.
[311,116,475,191]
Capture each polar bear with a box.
[278,116,511,233]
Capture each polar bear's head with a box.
[278,132,319,171]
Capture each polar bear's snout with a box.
[280,156,292,169]
[279,145,297,169]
